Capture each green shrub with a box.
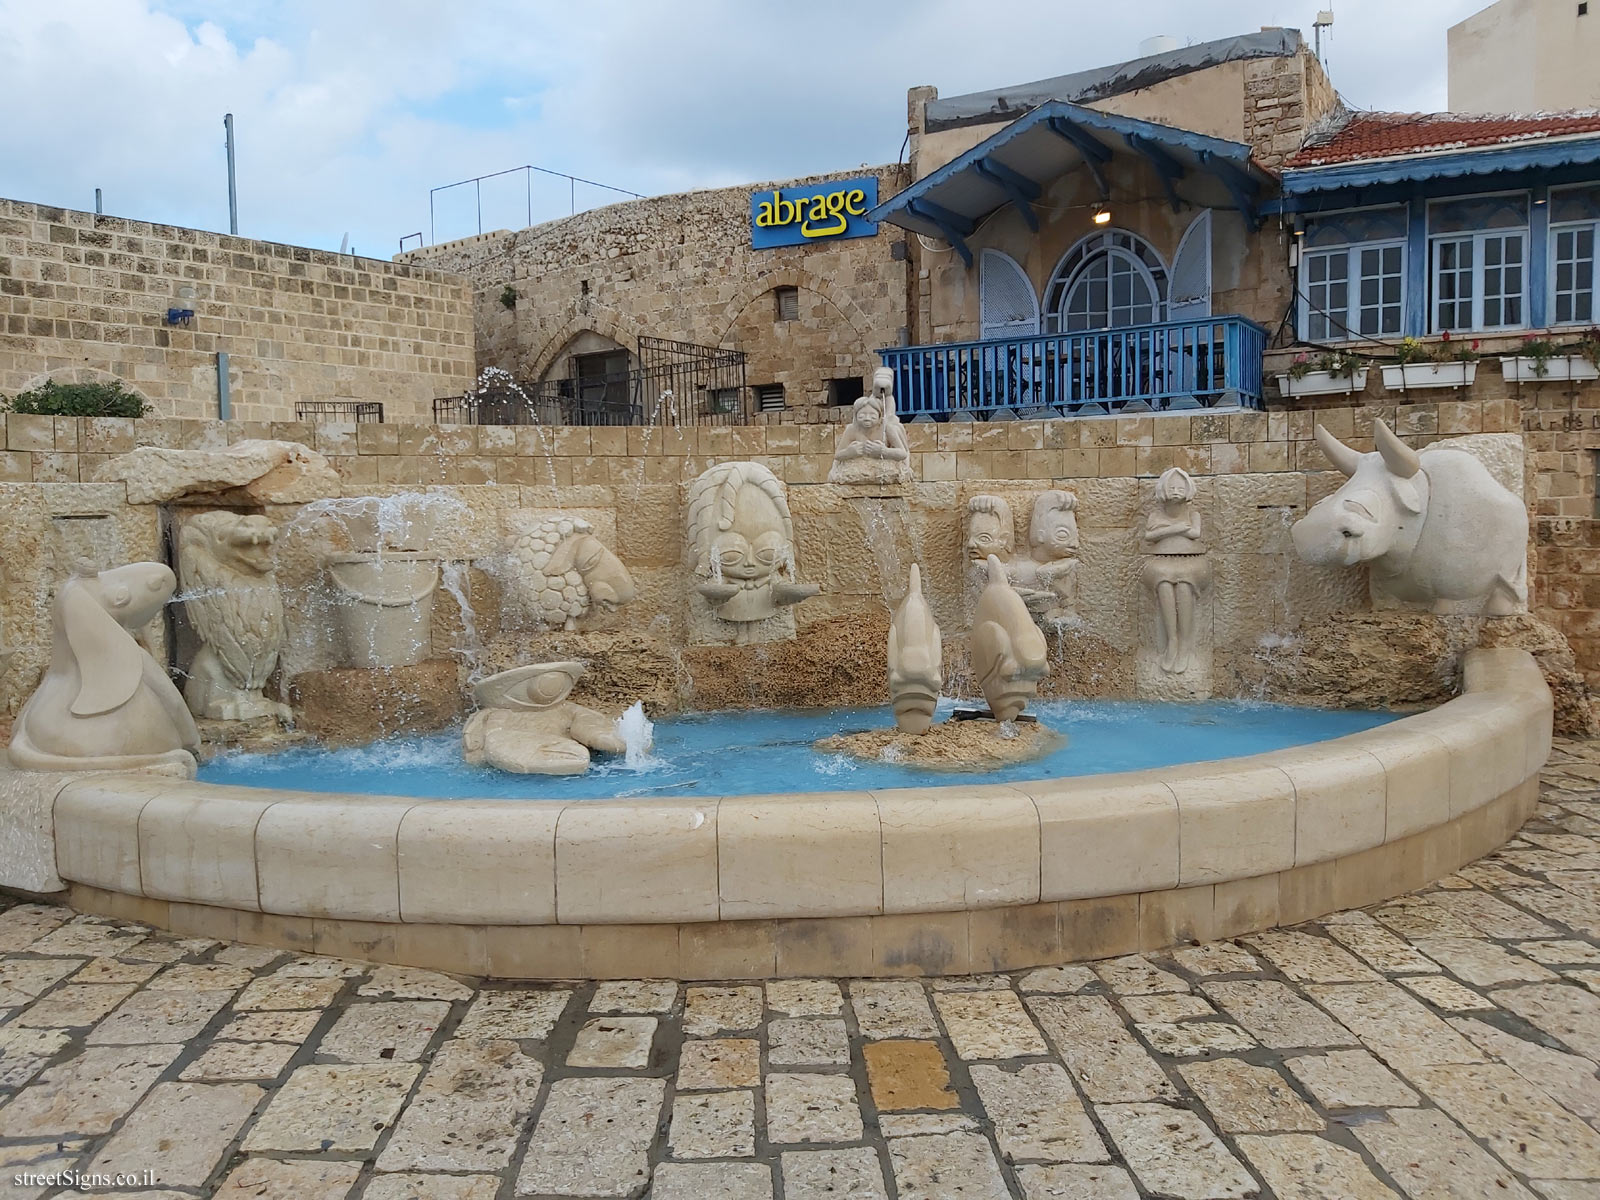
[2,379,146,418]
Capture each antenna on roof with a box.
[1314,9,1335,67]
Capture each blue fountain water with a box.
[199,698,1400,802]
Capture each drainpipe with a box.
[216,352,231,420]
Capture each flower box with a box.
[1380,361,1478,391]
[1276,368,1368,398]
[1499,355,1600,383]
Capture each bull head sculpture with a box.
[1291,420,1430,569]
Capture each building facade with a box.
[1449,0,1600,113]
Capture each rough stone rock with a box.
[1479,612,1599,736]
[1231,610,1465,711]
[95,441,340,505]
[289,659,463,744]
[194,717,314,760]
[817,717,1060,769]
[1232,608,1595,736]
[682,610,892,711]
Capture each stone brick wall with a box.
[399,167,911,420]
[0,199,476,424]
[1243,45,1340,168]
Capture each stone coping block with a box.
[32,648,1552,977]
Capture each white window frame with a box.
[1297,240,1406,342]
[1550,218,1599,327]
[1429,227,1529,334]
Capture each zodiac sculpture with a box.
[9,562,201,776]
[888,563,942,734]
[1292,420,1529,614]
[179,511,292,722]
[966,491,1080,619]
[1141,468,1212,674]
[971,555,1048,722]
[501,512,636,630]
[462,661,626,775]
[829,368,913,485]
[687,461,819,638]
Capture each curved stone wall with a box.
[41,648,1552,979]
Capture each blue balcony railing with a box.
[879,314,1268,420]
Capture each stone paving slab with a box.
[0,739,1597,1196]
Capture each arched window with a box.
[1043,230,1169,333]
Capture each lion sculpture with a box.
[501,512,636,631]
[178,511,292,722]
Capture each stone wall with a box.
[0,394,1588,730]
[0,198,476,424]
[398,168,911,419]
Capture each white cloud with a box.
[0,0,1489,256]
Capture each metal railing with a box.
[878,315,1268,419]
[294,401,385,423]
[433,338,750,427]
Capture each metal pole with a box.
[216,351,231,420]
[570,176,575,215]
[476,179,482,235]
[526,168,531,228]
[94,188,102,215]
[223,114,238,235]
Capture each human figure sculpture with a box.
[888,563,942,735]
[971,555,1048,722]
[462,661,626,775]
[9,562,201,777]
[501,512,637,630]
[687,461,819,636]
[1011,490,1080,620]
[1292,420,1528,615]
[829,368,912,485]
[179,511,292,722]
[1141,468,1212,674]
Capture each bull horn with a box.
[1373,419,1421,479]
[1314,424,1362,477]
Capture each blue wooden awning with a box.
[867,100,1277,266]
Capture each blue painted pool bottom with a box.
[198,699,1400,802]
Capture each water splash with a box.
[439,560,486,681]
[616,701,656,768]
[631,388,682,501]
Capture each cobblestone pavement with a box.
[2,744,1600,1198]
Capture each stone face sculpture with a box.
[829,368,913,485]
[964,495,1015,566]
[462,661,625,775]
[1292,419,1529,615]
[688,461,819,639]
[1012,490,1080,620]
[888,563,942,734]
[971,555,1048,722]
[1141,468,1212,674]
[501,512,636,631]
[9,563,201,777]
[179,511,292,722]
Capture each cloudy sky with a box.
[0,0,1489,257]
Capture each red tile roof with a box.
[1286,110,1600,168]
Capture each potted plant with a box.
[1381,333,1479,391]
[1501,332,1600,382]
[1277,349,1368,397]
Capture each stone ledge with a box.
[64,774,1538,979]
